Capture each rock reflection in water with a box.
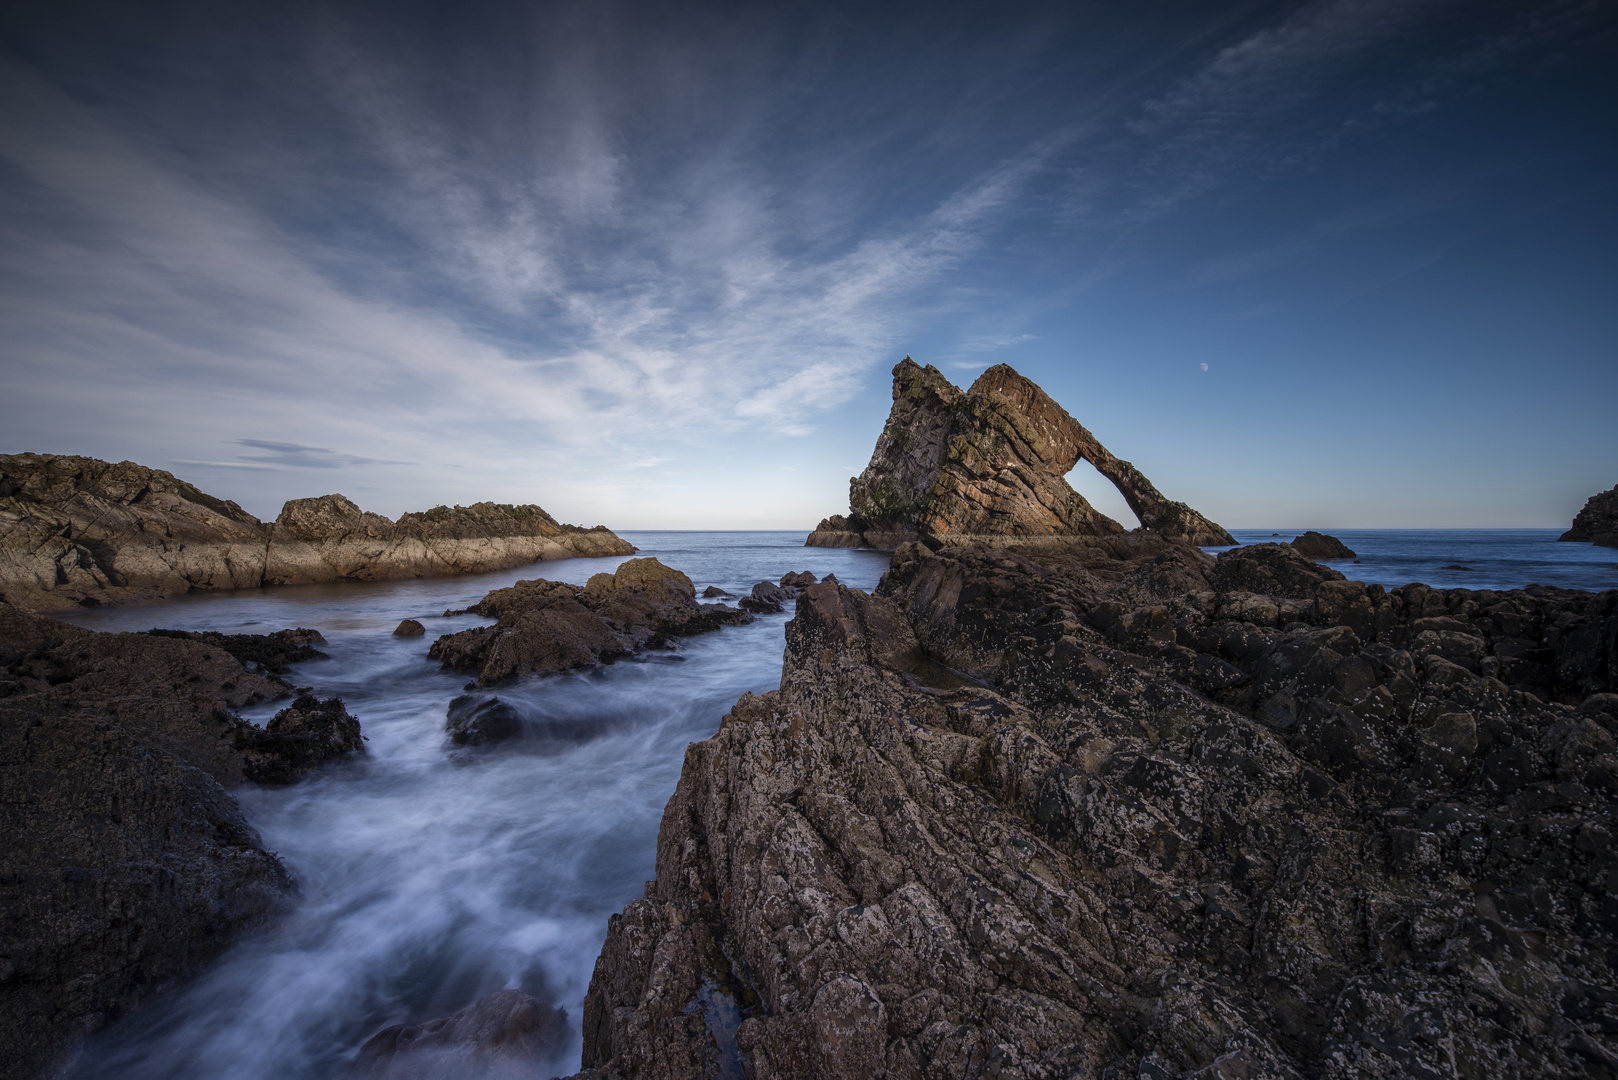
[61,532,891,1080]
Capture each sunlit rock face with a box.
[807,360,1233,551]
[0,453,636,610]
[573,535,1618,1080]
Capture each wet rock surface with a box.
[347,989,570,1079]
[394,619,426,637]
[1288,531,1357,560]
[1564,484,1618,549]
[807,361,1232,551]
[145,626,328,672]
[0,603,363,1079]
[429,558,754,687]
[0,453,637,611]
[572,534,1618,1080]
[445,694,524,746]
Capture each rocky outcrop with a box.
[1564,484,1618,549]
[1289,531,1357,560]
[571,535,1618,1080]
[428,558,754,687]
[348,989,570,1079]
[807,361,1233,550]
[0,453,636,611]
[0,603,364,1080]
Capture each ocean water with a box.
[53,528,1611,1078]
[1216,528,1617,594]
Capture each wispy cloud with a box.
[234,440,412,469]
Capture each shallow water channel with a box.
[60,532,891,1079]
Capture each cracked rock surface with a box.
[571,536,1618,1080]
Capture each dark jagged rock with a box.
[1564,484,1618,549]
[145,626,328,672]
[429,558,754,686]
[238,694,365,785]
[445,695,523,746]
[780,571,819,587]
[348,989,570,1079]
[806,360,1233,551]
[571,535,1618,1080]
[702,586,733,598]
[393,619,426,638]
[0,453,637,611]
[0,602,363,1079]
[1288,530,1357,560]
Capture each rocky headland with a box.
[1564,484,1618,549]
[570,535,1618,1080]
[0,602,363,1080]
[807,361,1234,551]
[0,453,636,612]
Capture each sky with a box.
[0,0,1613,530]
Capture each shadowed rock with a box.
[807,360,1232,550]
[0,602,365,1079]
[0,453,636,611]
[348,990,570,1079]
[445,695,523,746]
[1289,530,1357,560]
[1563,483,1618,549]
[393,619,426,638]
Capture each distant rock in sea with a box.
[1562,483,1618,549]
[0,453,637,612]
[1288,530,1357,560]
[806,359,1233,550]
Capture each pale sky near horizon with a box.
[1,0,1613,531]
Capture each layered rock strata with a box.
[0,453,636,611]
[572,537,1618,1080]
[429,557,753,687]
[0,604,363,1080]
[807,361,1233,550]
[1564,484,1618,549]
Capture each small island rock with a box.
[1562,483,1618,548]
[393,619,426,637]
[1288,530,1357,560]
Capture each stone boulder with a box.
[444,695,523,746]
[1289,530,1357,560]
[349,990,570,1079]
[238,694,365,785]
[393,619,426,638]
[806,360,1232,550]
[1563,484,1618,548]
[428,558,754,686]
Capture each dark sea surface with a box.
[54,528,1611,1077]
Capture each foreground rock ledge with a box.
[571,537,1617,1080]
[0,603,363,1080]
[0,452,636,611]
[807,360,1234,551]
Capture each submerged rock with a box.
[445,695,523,746]
[349,989,570,1079]
[0,453,637,611]
[428,558,754,686]
[1563,483,1618,549]
[571,533,1618,1080]
[806,359,1233,550]
[1288,530,1357,560]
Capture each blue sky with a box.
[1,0,1613,529]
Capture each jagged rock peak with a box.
[808,359,1234,550]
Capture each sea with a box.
[56,529,1615,1078]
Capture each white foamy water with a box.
[59,532,891,1079]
